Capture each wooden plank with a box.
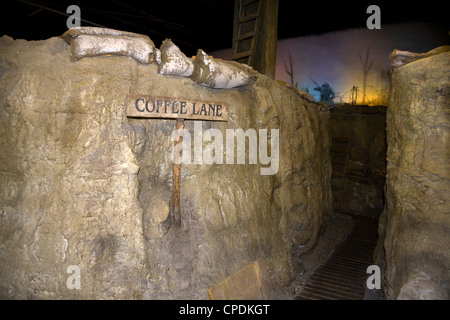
[236,30,257,41]
[241,0,260,6]
[208,259,269,300]
[238,13,259,23]
[232,50,253,60]
[221,262,264,300]
[207,283,226,300]
[331,147,351,153]
[172,118,184,227]
[127,94,228,122]
[332,136,353,142]
[301,283,362,300]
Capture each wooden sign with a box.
[127,94,228,121]
[126,93,228,230]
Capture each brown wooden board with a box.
[208,259,269,300]
[127,94,228,122]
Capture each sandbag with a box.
[389,46,450,68]
[158,39,194,76]
[61,27,155,64]
[190,49,257,89]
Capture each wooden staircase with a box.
[330,136,352,211]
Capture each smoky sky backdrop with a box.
[212,22,449,105]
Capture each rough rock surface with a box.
[0,36,332,299]
[375,50,450,299]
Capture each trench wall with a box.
[376,50,450,299]
[0,36,332,299]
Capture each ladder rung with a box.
[332,137,352,142]
[331,159,347,165]
[333,173,346,177]
[232,0,260,66]
[241,0,259,6]
[232,50,253,60]
[236,31,256,41]
[331,147,350,153]
[238,12,259,23]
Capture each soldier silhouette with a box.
[313,82,335,105]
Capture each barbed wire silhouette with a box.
[335,85,389,106]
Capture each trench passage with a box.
[295,214,378,300]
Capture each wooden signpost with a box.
[127,94,228,228]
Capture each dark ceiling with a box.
[1,0,448,56]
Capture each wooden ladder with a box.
[232,0,262,66]
[330,136,353,212]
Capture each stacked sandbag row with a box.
[61,27,257,89]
